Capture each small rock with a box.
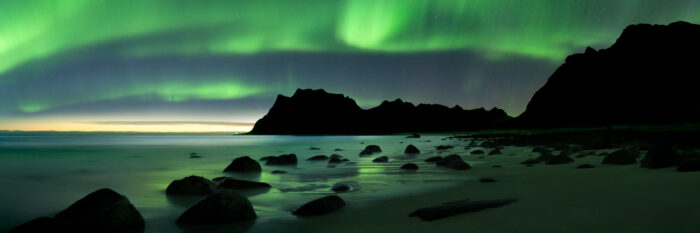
[265,154,298,165]
[307,155,329,161]
[488,149,502,155]
[271,170,287,174]
[436,145,454,150]
[359,145,382,155]
[372,156,389,163]
[166,176,216,195]
[492,165,502,168]
[602,149,638,165]
[545,154,574,165]
[400,163,419,170]
[424,156,443,162]
[404,144,421,154]
[334,148,343,151]
[330,183,350,192]
[217,178,271,190]
[479,178,498,183]
[470,150,485,155]
[224,156,262,172]
[309,147,321,150]
[292,195,346,216]
[176,190,256,225]
[436,154,462,166]
[520,159,541,165]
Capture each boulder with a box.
[265,154,298,165]
[677,158,700,172]
[409,198,518,221]
[292,195,346,216]
[447,160,471,170]
[602,149,638,165]
[307,155,329,161]
[436,145,454,150]
[166,176,216,195]
[436,154,462,166]
[372,156,389,163]
[224,156,262,172]
[404,144,421,154]
[328,154,346,163]
[545,154,574,165]
[470,150,485,155]
[424,156,443,162]
[176,190,256,225]
[330,183,351,192]
[359,145,382,155]
[55,188,145,233]
[479,178,498,183]
[400,163,419,170]
[217,178,271,190]
[641,145,680,169]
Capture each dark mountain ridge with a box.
[250,89,511,135]
[516,21,700,127]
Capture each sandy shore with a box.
[253,149,700,233]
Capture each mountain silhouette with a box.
[516,21,700,127]
[250,89,511,135]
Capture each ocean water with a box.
[0,134,476,233]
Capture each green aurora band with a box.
[1,0,700,123]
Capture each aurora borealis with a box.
[2,0,700,132]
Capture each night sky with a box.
[1,0,699,132]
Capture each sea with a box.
[0,134,478,233]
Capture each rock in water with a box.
[400,163,419,170]
[55,188,145,233]
[8,217,72,233]
[436,154,462,166]
[404,144,420,154]
[265,154,298,165]
[166,176,216,195]
[641,145,680,168]
[360,145,382,155]
[479,178,498,183]
[331,183,351,192]
[292,195,346,216]
[470,150,484,155]
[372,156,389,163]
[307,155,329,161]
[409,198,518,221]
[545,154,574,165]
[447,160,471,170]
[488,149,502,155]
[577,164,595,169]
[224,156,262,172]
[425,156,443,162]
[177,190,256,225]
[217,178,271,190]
[602,149,639,165]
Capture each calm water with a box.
[0,134,477,233]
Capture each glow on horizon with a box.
[0,119,256,133]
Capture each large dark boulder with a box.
[602,149,639,165]
[409,198,518,221]
[516,22,700,128]
[436,154,462,166]
[217,178,271,190]
[224,156,262,172]
[641,145,680,169]
[55,188,145,233]
[404,144,420,154]
[265,154,298,165]
[166,176,216,195]
[292,195,346,216]
[176,190,256,225]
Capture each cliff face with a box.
[250,89,511,135]
[517,21,700,127]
